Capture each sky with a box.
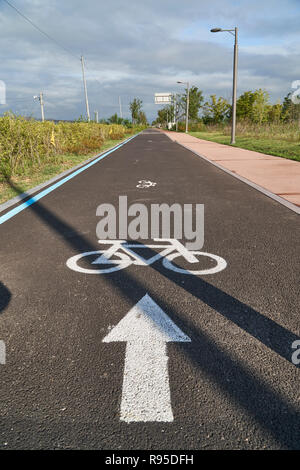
[0,0,300,122]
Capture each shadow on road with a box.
[0,281,11,314]
[4,178,300,449]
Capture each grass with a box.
[189,131,300,162]
[184,121,300,161]
[0,134,133,205]
[186,121,300,162]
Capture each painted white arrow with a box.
[103,294,191,422]
[0,341,5,365]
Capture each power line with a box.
[1,1,126,119]
[1,1,116,100]
[2,0,79,60]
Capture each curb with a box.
[0,134,138,214]
[164,132,300,215]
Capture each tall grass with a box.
[187,120,300,142]
[0,116,134,178]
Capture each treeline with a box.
[101,98,148,126]
[153,87,300,126]
[77,97,148,126]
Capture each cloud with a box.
[0,0,299,121]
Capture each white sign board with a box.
[155,93,172,105]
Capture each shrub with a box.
[0,115,127,178]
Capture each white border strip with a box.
[166,134,300,215]
[0,133,140,224]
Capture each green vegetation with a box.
[152,86,204,126]
[129,98,148,125]
[180,86,204,121]
[154,86,300,161]
[0,115,144,204]
[155,87,300,126]
[0,137,133,204]
[189,121,300,162]
[203,95,231,124]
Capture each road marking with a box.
[103,294,191,422]
[136,180,157,188]
[66,239,227,275]
[0,134,140,225]
[0,341,6,365]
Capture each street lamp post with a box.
[177,81,190,133]
[174,94,179,132]
[211,27,238,144]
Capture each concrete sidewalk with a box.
[164,131,300,212]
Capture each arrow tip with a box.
[103,294,191,343]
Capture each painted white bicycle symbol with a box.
[136,180,157,188]
[66,239,227,275]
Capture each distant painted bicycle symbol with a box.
[66,239,227,275]
[136,180,157,188]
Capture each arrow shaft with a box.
[120,340,173,422]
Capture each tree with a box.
[267,101,282,123]
[203,95,231,124]
[281,92,300,122]
[108,113,123,124]
[138,111,148,126]
[129,98,143,124]
[122,118,132,127]
[236,91,257,120]
[251,89,270,124]
[153,105,174,126]
[179,86,204,120]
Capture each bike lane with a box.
[0,129,299,449]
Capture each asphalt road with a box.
[0,129,299,450]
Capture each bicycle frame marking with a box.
[66,239,227,276]
[92,239,199,266]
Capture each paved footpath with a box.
[0,130,299,449]
[164,131,300,211]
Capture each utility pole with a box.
[173,94,177,130]
[94,111,99,123]
[186,82,190,133]
[177,81,190,133]
[119,96,123,119]
[231,27,238,144]
[81,55,90,122]
[39,92,45,122]
[34,92,45,121]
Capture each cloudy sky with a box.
[0,0,300,122]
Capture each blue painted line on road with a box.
[0,133,139,225]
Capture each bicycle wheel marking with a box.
[66,251,132,274]
[66,240,227,276]
[163,251,227,275]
